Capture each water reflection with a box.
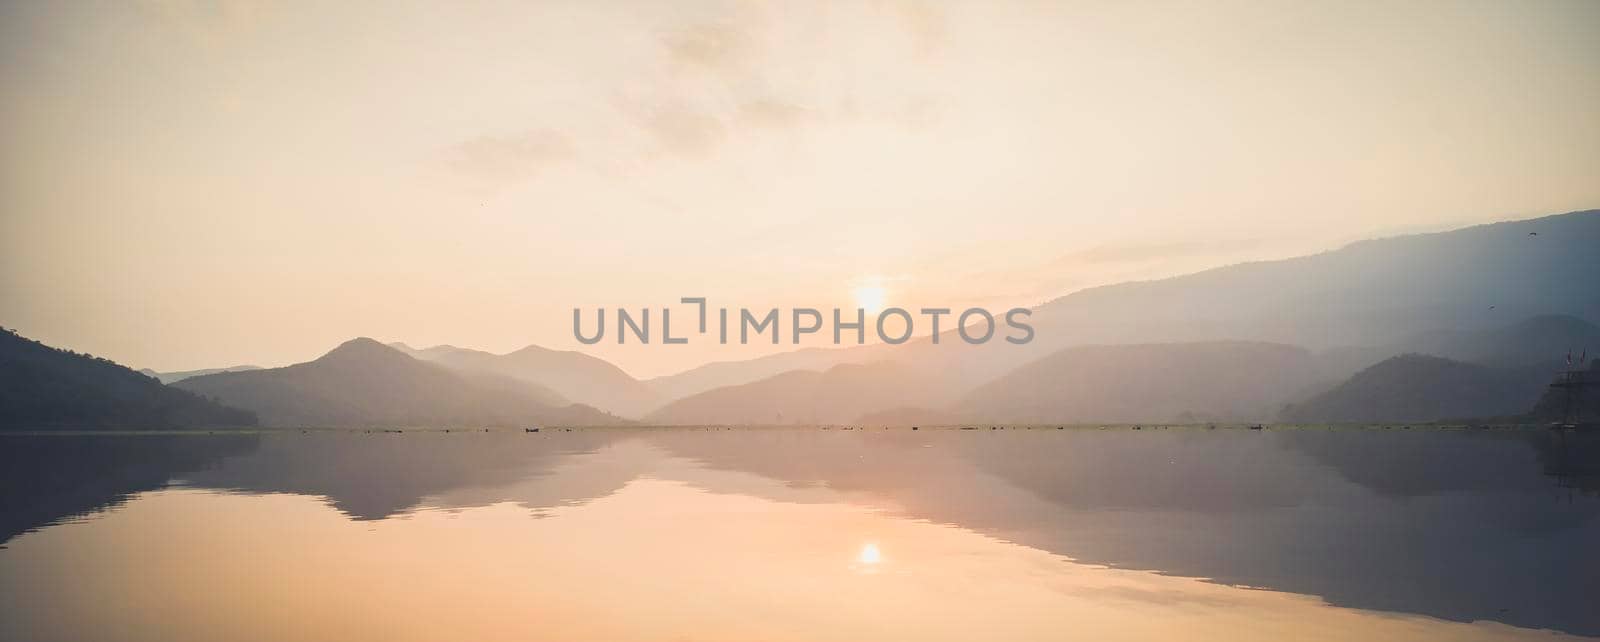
[651,429,1600,635]
[0,428,1596,639]
[0,434,257,544]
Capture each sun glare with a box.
[852,283,887,314]
[858,542,882,565]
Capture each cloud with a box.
[891,1,949,56]
[737,98,815,130]
[639,3,948,150]
[446,130,573,184]
[450,5,948,170]
[663,20,753,71]
[640,102,727,158]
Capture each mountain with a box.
[1280,354,1549,423]
[1407,315,1600,368]
[643,347,883,405]
[634,206,1599,427]
[646,361,935,425]
[0,328,257,430]
[139,365,262,384]
[392,342,659,418]
[955,342,1318,423]
[1528,359,1600,423]
[1279,316,1597,423]
[1025,210,1599,352]
[175,338,618,427]
[637,210,1600,403]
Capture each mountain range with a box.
[173,338,618,428]
[646,361,935,425]
[139,365,261,384]
[0,328,256,429]
[390,342,660,418]
[5,209,1597,427]
[1529,359,1600,423]
[1281,316,1600,423]
[632,209,1600,420]
[1282,355,1550,424]
[956,341,1319,424]
[632,212,1600,425]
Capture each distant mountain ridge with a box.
[1529,359,1600,423]
[955,341,1319,423]
[391,342,660,418]
[1281,354,1550,423]
[1406,315,1600,368]
[10,209,1593,429]
[385,211,1600,425]
[1026,210,1599,351]
[0,328,256,430]
[176,338,618,427]
[1279,315,1599,423]
[646,361,935,425]
[640,210,1600,406]
[643,347,881,407]
[139,365,262,384]
[635,307,1597,429]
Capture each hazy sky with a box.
[3,0,1598,378]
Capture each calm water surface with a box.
[1,427,1597,641]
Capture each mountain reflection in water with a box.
[1,428,1597,641]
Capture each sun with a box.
[851,283,887,314]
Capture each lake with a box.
[2,427,1597,641]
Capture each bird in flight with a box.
[1529,231,1538,236]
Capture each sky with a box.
[2,0,1598,378]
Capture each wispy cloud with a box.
[443,4,948,173]
[663,20,753,71]
[737,97,816,130]
[638,101,727,158]
[445,130,573,185]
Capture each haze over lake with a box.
[3,427,1597,641]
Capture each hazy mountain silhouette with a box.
[662,316,1585,426]
[138,365,262,384]
[1407,314,1600,368]
[1023,210,1598,352]
[640,210,1600,405]
[1528,358,1600,423]
[30,209,1586,429]
[955,341,1318,423]
[1280,354,1549,423]
[643,346,880,405]
[0,328,257,430]
[933,209,1600,395]
[1278,316,1597,423]
[270,209,1594,421]
[646,361,935,425]
[175,338,619,427]
[392,342,660,418]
